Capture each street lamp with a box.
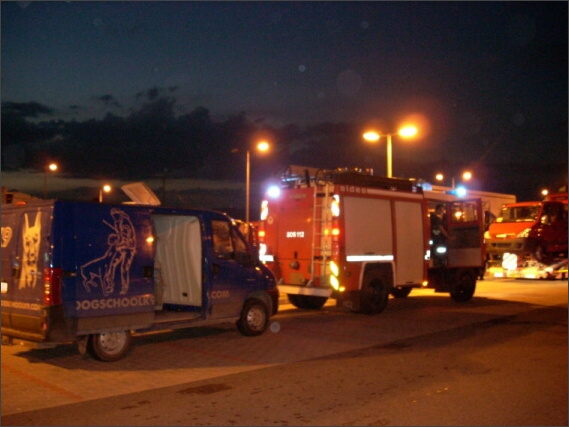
[435,170,472,189]
[246,140,270,228]
[362,125,418,178]
[99,184,112,203]
[43,162,58,199]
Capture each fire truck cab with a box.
[258,166,485,314]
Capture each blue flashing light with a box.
[455,186,467,197]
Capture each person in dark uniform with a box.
[430,204,452,267]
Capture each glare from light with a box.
[329,260,339,277]
[398,125,418,138]
[331,195,340,217]
[455,186,467,197]
[260,199,269,220]
[267,185,281,198]
[329,275,340,290]
[257,140,270,152]
[362,131,380,142]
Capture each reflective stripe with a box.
[260,254,274,262]
[346,255,394,262]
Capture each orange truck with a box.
[257,166,486,314]
[484,193,568,278]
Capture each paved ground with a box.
[2,279,567,420]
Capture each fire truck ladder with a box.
[309,180,332,287]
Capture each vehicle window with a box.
[232,229,248,254]
[542,204,564,224]
[497,206,540,223]
[449,201,479,223]
[212,220,234,258]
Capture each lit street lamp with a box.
[246,141,270,228]
[435,171,472,189]
[43,162,58,199]
[362,125,418,178]
[99,184,112,203]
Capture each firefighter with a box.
[430,204,452,267]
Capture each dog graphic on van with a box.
[19,212,42,290]
[80,208,137,296]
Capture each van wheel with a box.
[360,270,389,314]
[391,287,412,298]
[287,294,328,309]
[88,330,131,362]
[237,300,269,336]
[450,270,476,302]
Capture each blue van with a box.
[1,198,278,361]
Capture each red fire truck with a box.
[257,166,486,314]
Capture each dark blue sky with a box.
[1,1,567,202]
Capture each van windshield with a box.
[497,206,540,223]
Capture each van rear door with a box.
[1,201,54,341]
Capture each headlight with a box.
[260,200,269,220]
[329,260,339,277]
[516,228,531,238]
[329,275,340,291]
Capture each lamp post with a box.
[99,184,112,203]
[245,141,270,228]
[435,171,472,189]
[43,162,58,199]
[362,125,418,178]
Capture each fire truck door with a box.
[447,199,484,268]
[394,200,425,284]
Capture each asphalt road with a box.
[2,278,567,426]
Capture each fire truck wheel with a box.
[287,294,328,309]
[450,270,476,302]
[360,269,390,314]
[391,287,412,298]
[87,330,132,362]
[237,299,269,336]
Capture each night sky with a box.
[1,1,567,210]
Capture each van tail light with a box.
[44,267,62,306]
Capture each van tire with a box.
[88,330,132,362]
[287,294,328,309]
[359,269,389,314]
[237,299,269,336]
